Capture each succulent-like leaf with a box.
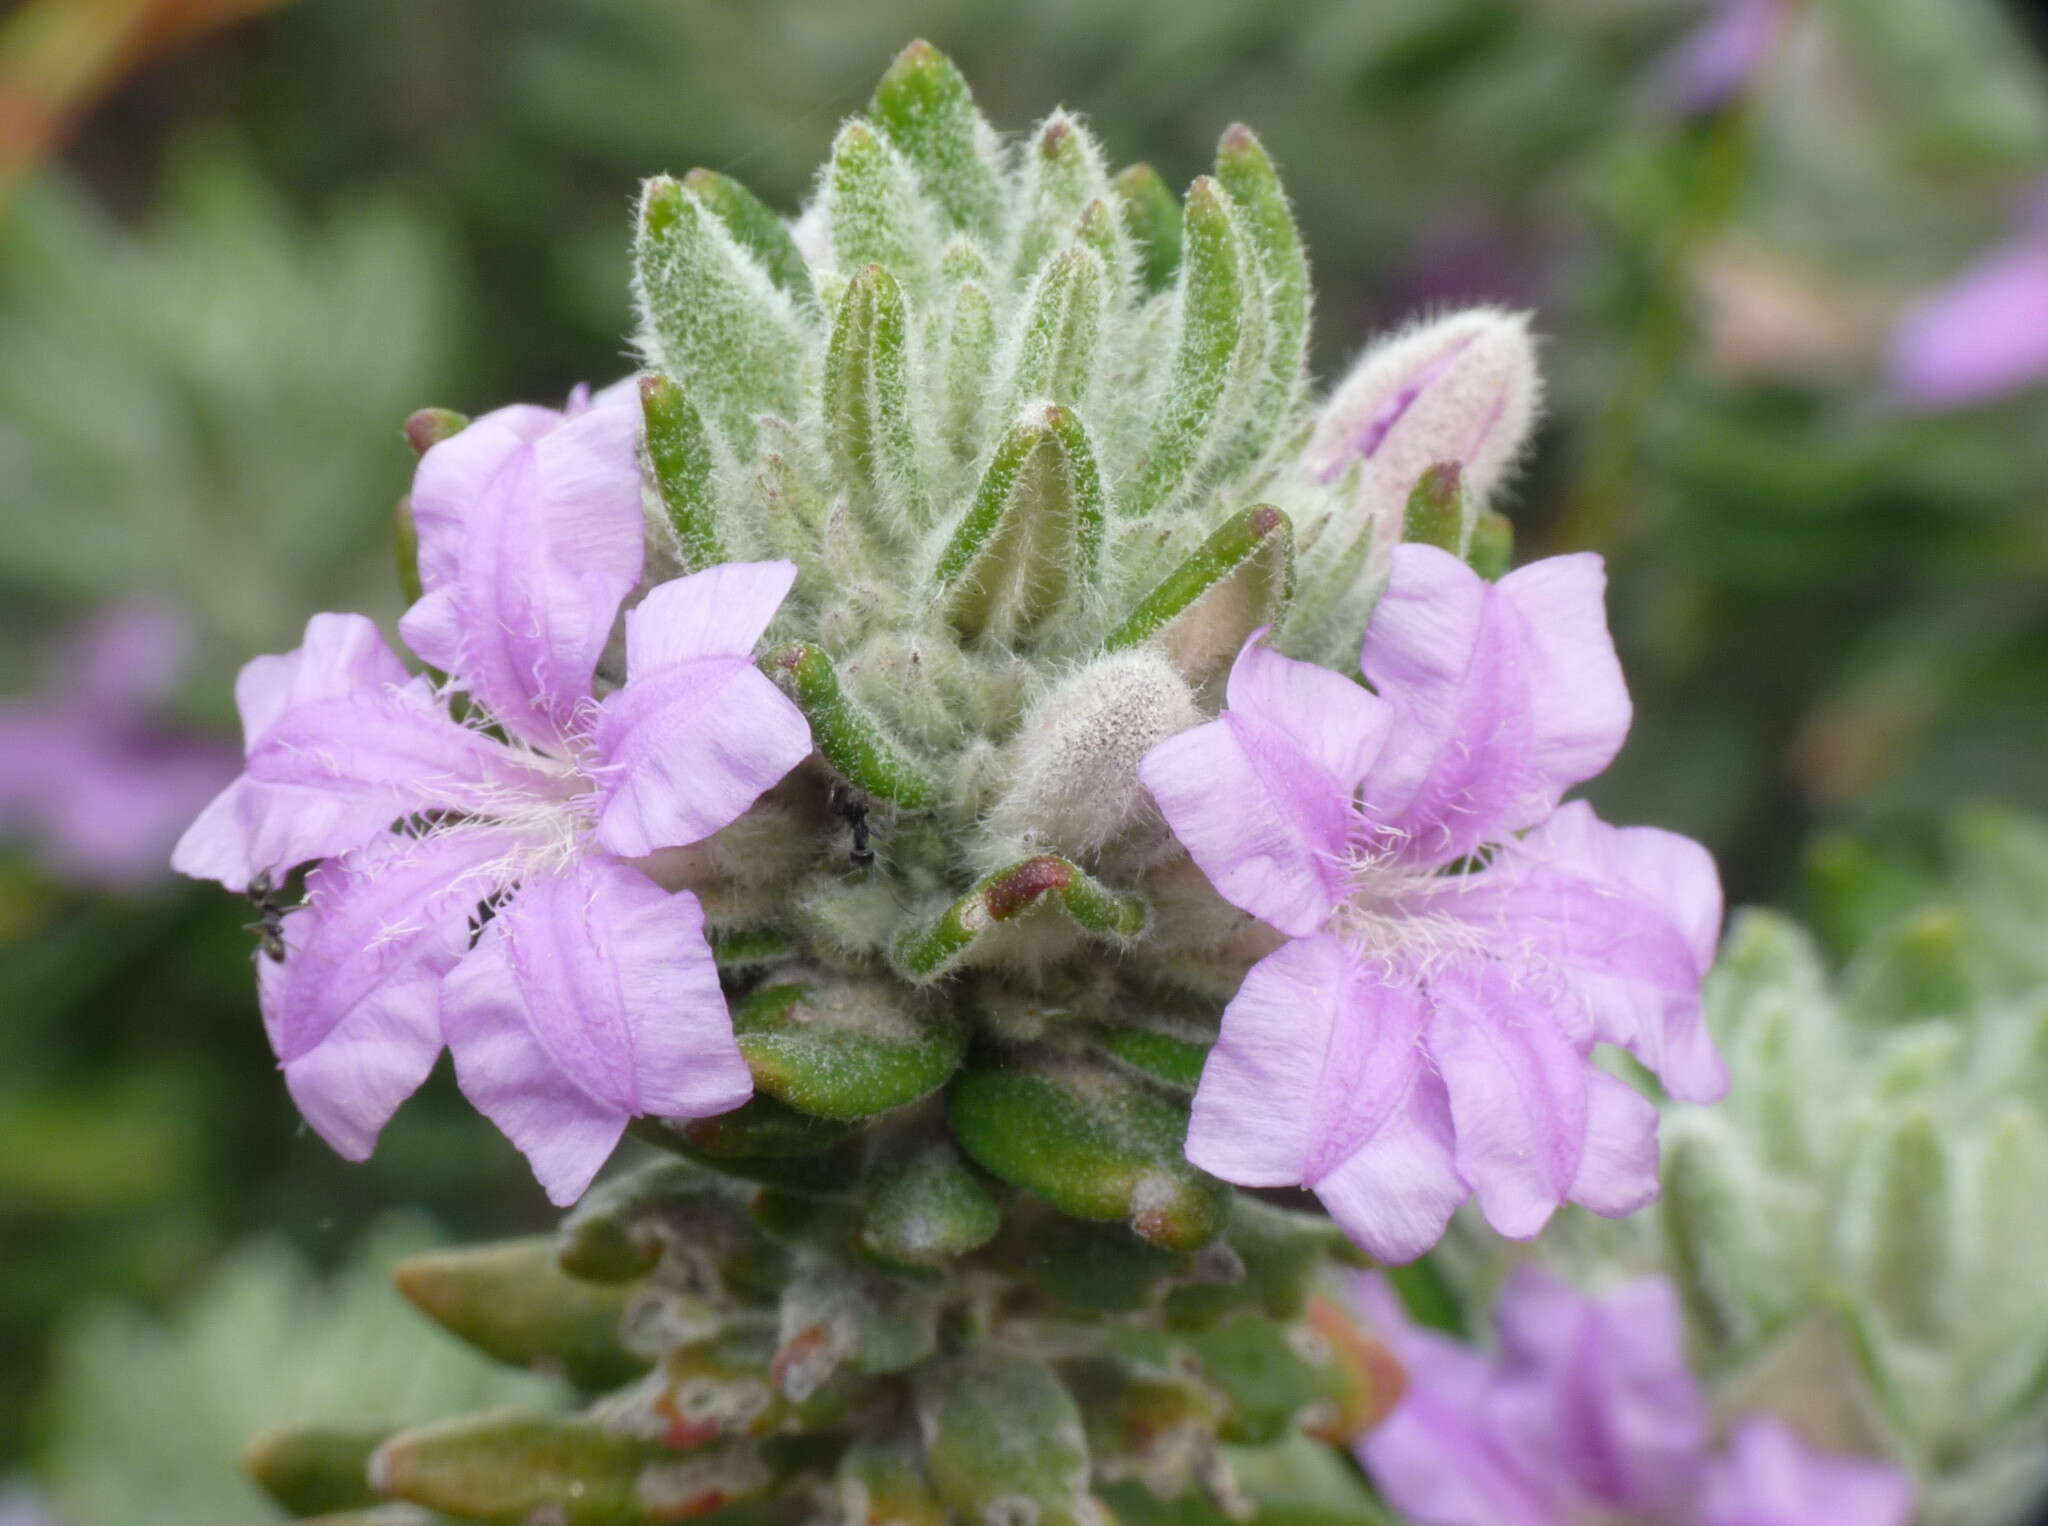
[1005,246,1107,415]
[932,403,1107,642]
[762,640,938,807]
[823,120,934,298]
[1105,503,1293,684]
[823,262,925,532]
[391,1240,648,1392]
[1211,125,1310,477]
[947,1051,1228,1251]
[1399,459,1467,555]
[894,855,1146,982]
[640,374,725,570]
[869,40,1006,246]
[1124,177,1249,517]
[245,1423,388,1517]
[917,1355,1098,1526]
[1468,506,1514,579]
[938,259,997,466]
[634,176,806,455]
[1114,163,1184,294]
[1013,112,1116,283]
[862,1142,1002,1268]
[733,977,966,1121]
[681,167,815,310]
[838,1434,949,1526]
[557,1157,728,1284]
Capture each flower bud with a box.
[1306,305,1539,556]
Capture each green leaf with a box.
[557,1157,728,1284]
[634,176,806,456]
[947,1052,1228,1251]
[823,262,925,532]
[390,1240,648,1392]
[1167,1197,1359,1326]
[762,640,939,808]
[1114,163,1184,294]
[1125,177,1249,517]
[869,40,1006,245]
[1212,125,1310,476]
[1101,1435,1398,1525]
[1468,507,1514,579]
[1400,460,1466,554]
[1099,1026,1209,1089]
[837,1435,948,1526]
[244,1423,388,1516]
[938,264,997,465]
[1005,246,1107,414]
[681,167,815,310]
[392,496,423,607]
[861,1142,1001,1267]
[639,373,725,570]
[894,855,1146,982]
[372,1411,773,1524]
[932,402,1107,642]
[656,1095,855,1161]
[1013,112,1116,282]
[733,978,966,1121]
[1104,504,1294,684]
[1029,1217,1187,1313]
[823,120,932,297]
[917,1356,1097,1526]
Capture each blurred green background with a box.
[1,0,2045,1517]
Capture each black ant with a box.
[830,784,874,871]
[245,869,289,963]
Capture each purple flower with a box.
[1653,0,1789,117]
[1354,1269,1914,1526]
[0,602,237,889]
[172,386,813,1203]
[1889,184,2048,409]
[1138,544,1724,1261]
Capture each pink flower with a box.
[1652,0,1789,116]
[1889,184,2048,409]
[1139,544,1725,1261]
[0,602,237,889]
[1355,1269,1914,1526]
[172,385,812,1203]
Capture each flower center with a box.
[1329,846,1488,976]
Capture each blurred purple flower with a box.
[1139,545,1724,1262]
[1889,185,2048,409]
[173,385,812,1203]
[1355,1269,1915,1526]
[0,602,236,889]
[1653,0,1788,116]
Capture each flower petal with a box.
[1698,1418,1914,1526]
[593,660,812,859]
[1473,801,1727,1102]
[1359,546,1627,867]
[439,920,633,1207]
[408,404,562,596]
[257,827,517,1160]
[1140,644,1385,937]
[1314,1069,1469,1264]
[173,613,439,890]
[1568,1071,1662,1218]
[1425,960,1588,1239]
[623,561,799,675]
[1890,240,2048,410]
[399,394,645,748]
[443,856,751,1204]
[1186,935,1345,1187]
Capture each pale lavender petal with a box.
[622,561,799,676]
[440,920,632,1206]
[35,731,237,887]
[1222,635,1390,798]
[258,827,517,1159]
[1890,239,2048,409]
[64,600,192,712]
[407,404,562,597]
[1482,801,1727,1102]
[1698,1417,1914,1526]
[444,856,750,1203]
[1424,961,1587,1239]
[1653,0,1785,116]
[1568,1071,1662,1218]
[1359,547,1627,867]
[1488,1272,1706,1510]
[1186,935,1344,1187]
[400,395,645,748]
[1314,1068,1469,1264]
[173,614,436,890]
[593,659,811,859]
[1301,959,1430,1183]
[1139,647,1380,936]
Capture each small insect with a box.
[244,869,289,963]
[831,784,875,871]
